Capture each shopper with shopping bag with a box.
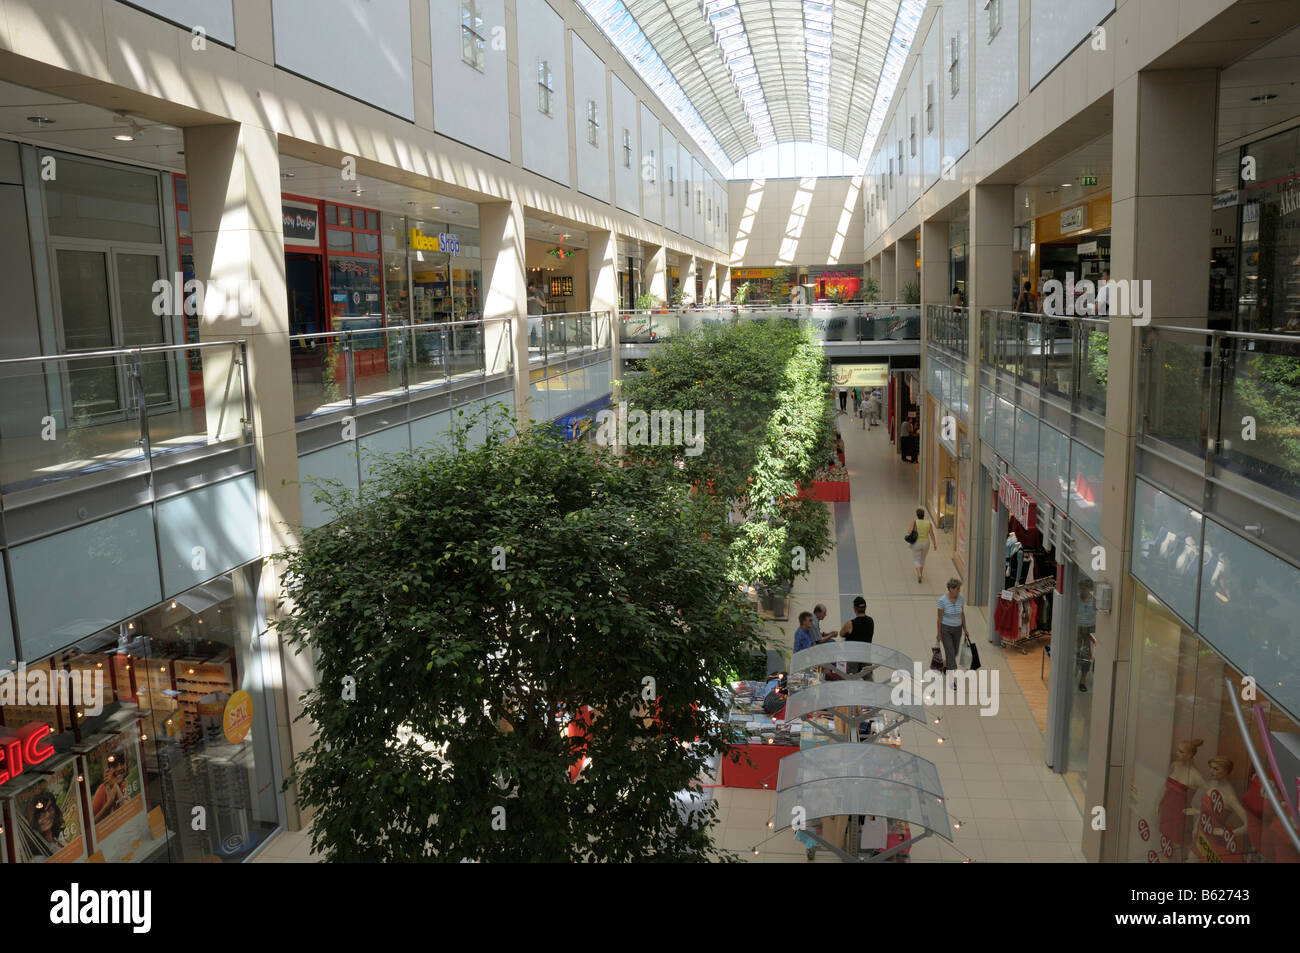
[936,578,968,674]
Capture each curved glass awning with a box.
[782,679,924,725]
[774,742,950,838]
[788,641,914,678]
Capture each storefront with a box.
[808,265,863,301]
[1220,122,1300,333]
[616,236,643,311]
[1117,582,1300,863]
[1026,192,1112,311]
[0,564,283,863]
[981,453,1098,805]
[949,220,967,300]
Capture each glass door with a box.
[55,247,124,420]
[114,250,173,410]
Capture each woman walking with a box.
[936,578,969,675]
[908,507,934,584]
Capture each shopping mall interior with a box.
[0,0,1296,876]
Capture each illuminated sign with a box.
[0,722,55,784]
[548,247,576,260]
[831,363,888,388]
[999,475,1036,531]
[409,229,460,254]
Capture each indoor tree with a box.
[278,416,763,862]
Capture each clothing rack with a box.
[995,577,1055,653]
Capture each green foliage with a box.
[733,281,753,306]
[862,276,880,303]
[277,419,762,862]
[902,280,921,305]
[621,320,834,591]
[1231,347,1300,483]
[635,291,659,310]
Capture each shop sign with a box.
[831,363,888,388]
[1077,241,1098,256]
[1281,182,1300,218]
[410,228,460,254]
[732,268,775,279]
[0,722,55,784]
[1212,189,1239,210]
[1060,206,1087,233]
[222,690,253,744]
[999,474,1036,531]
[282,202,319,246]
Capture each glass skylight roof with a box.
[578,0,923,178]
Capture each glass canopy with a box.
[577,0,926,178]
[775,743,951,837]
[788,641,915,679]
[783,679,925,725]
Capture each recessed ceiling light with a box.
[1249,92,1277,103]
[114,132,136,142]
[26,115,55,126]
[1061,182,1072,187]
[281,171,296,178]
[432,205,441,210]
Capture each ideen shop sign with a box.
[999,475,1036,531]
[0,722,55,784]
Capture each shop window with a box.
[985,0,1001,41]
[586,99,599,147]
[338,206,351,227]
[461,1,486,71]
[622,129,632,168]
[1119,583,1300,864]
[949,36,960,97]
[537,60,554,117]
[0,566,282,863]
[43,153,162,244]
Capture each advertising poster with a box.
[84,733,149,862]
[11,758,86,863]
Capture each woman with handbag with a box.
[906,508,934,584]
[936,578,969,675]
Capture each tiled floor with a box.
[250,825,323,864]
[711,412,1084,863]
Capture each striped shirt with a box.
[938,592,965,627]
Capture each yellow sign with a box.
[222,690,254,744]
[832,363,889,388]
[732,268,776,279]
[409,228,440,252]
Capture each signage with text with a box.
[999,475,1036,531]
[282,202,320,247]
[409,229,461,254]
[1060,206,1087,233]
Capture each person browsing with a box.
[794,611,831,653]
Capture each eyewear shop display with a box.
[0,569,280,863]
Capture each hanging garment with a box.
[1019,601,1032,640]
[1194,785,1245,863]
[994,598,1019,640]
[1039,590,1053,629]
[1028,598,1040,633]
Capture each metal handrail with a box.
[0,338,244,366]
[1144,325,1300,345]
[289,316,511,344]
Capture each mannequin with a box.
[1186,755,1249,863]
[1152,739,1205,861]
[1005,534,1024,588]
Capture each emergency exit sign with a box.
[1081,175,1098,187]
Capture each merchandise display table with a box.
[722,742,800,789]
[722,680,800,789]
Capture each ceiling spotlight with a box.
[281,171,296,179]
[1061,182,1073,187]
[113,113,143,142]
[26,115,55,127]
[1249,92,1277,103]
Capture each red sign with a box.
[999,475,1036,531]
[0,723,55,784]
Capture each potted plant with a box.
[733,281,753,306]
[862,276,881,303]
[902,280,921,304]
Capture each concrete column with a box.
[1088,68,1219,864]
[895,235,918,302]
[479,198,529,426]
[683,256,698,305]
[704,261,718,303]
[587,227,620,390]
[183,121,303,826]
[646,244,667,304]
[880,247,897,301]
[920,219,949,315]
[969,185,1014,317]
[720,262,732,302]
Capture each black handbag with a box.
[904,527,919,544]
[929,645,945,672]
[965,635,982,671]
